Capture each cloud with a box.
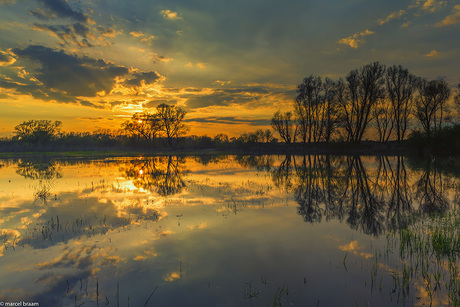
[95,25,119,37]
[30,23,94,47]
[0,50,16,66]
[160,9,182,20]
[185,62,207,69]
[130,31,144,38]
[184,86,271,108]
[425,49,439,57]
[123,71,163,89]
[436,5,460,26]
[6,45,129,101]
[378,9,406,25]
[338,29,374,49]
[185,116,270,126]
[410,0,446,14]
[34,0,88,23]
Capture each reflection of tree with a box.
[414,159,449,214]
[123,156,186,196]
[236,155,274,172]
[386,156,413,230]
[340,156,386,236]
[16,159,62,204]
[271,155,294,190]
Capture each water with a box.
[0,155,458,306]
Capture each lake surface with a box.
[0,155,458,306]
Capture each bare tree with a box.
[336,62,386,143]
[386,65,419,142]
[271,111,296,143]
[122,112,161,141]
[155,103,188,146]
[373,98,395,143]
[414,79,451,140]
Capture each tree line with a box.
[3,62,460,153]
[272,62,460,144]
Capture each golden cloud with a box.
[160,9,182,20]
[338,29,374,49]
[436,5,460,26]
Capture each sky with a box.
[0,0,459,137]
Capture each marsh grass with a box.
[385,208,460,305]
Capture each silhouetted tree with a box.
[414,79,451,140]
[156,103,187,146]
[373,99,395,143]
[271,111,296,143]
[14,120,62,144]
[122,112,161,141]
[336,62,386,143]
[294,76,338,143]
[385,65,419,143]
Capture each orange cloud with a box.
[160,9,182,20]
[425,49,439,57]
[338,29,374,48]
[436,5,460,26]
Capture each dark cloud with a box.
[95,25,118,37]
[31,23,93,47]
[12,45,129,97]
[29,8,56,20]
[185,116,270,126]
[34,0,88,23]
[144,99,178,108]
[124,71,162,88]
[184,86,282,108]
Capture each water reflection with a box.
[16,158,62,204]
[122,156,186,196]
[0,155,458,306]
[259,155,456,236]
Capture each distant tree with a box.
[155,103,187,146]
[414,79,451,140]
[122,112,161,141]
[214,133,229,143]
[454,83,460,114]
[271,111,296,144]
[385,65,419,142]
[14,120,62,143]
[263,129,275,143]
[336,62,386,143]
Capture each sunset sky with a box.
[0,0,459,137]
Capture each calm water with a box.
[0,155,458,306]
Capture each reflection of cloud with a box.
[164,272,180,281]
[36,245,122,271]
[338,29,374,49]
[436,5,460,26]
[188,222,208,230]
[339,240,373,259]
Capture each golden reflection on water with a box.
[0,155,458,306]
